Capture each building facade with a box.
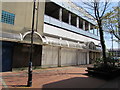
[0,0,101,72]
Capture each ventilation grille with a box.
[1,10,15,25]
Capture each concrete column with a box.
[59,8,62,21]
[83,21,85,30]
[69,13,71,25]
[36,1,45,35]
[87,52,89,64]
[88,23,91,32]
[76,49,79,65]
[77,17,79,28]
[58,47,61,67]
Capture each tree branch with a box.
[101,1,108,18]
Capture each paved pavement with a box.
[1,65,120,89]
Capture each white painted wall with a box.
[44,24,100,45]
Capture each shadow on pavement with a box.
[42,77,107,88]
[11,85,27,87]
[84,73,120,81]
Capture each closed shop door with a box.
[61,48,77,66]
[78,51,87,65]
[42,46,59,67]
[2,42,13,72]
[12,44,42,68]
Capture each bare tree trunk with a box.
[98,20,107,65]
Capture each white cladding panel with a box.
[61,48,77,66]
[44,24,100,45]
[77,51,87,65]
[42,46,88,68]
[42,46,59,67]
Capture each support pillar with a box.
[76,50,79,65]
[87,52,89,64]
[88,23,91,32]
[58,47,61,67]
[69,13,71,25]
[77,17,79,28]
[59,8,62,21]
[83,21,85,30]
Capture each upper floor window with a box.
[45,2,60,20]
[1,10,15,25]
[44,2,98,36]
[62,9,69,24]
[71,14,77,27]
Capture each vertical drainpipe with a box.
[35,0,39,32]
